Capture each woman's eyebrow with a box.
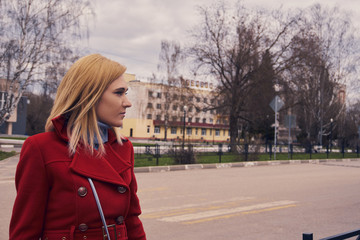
[114,87,128,91]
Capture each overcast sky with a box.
[84,0,360,81]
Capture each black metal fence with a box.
[133,142,360,167]
[303,228,360,240]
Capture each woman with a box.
[10,54,146,240]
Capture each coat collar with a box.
[52,115,131,186]
[70,145,131,186]
[51,115,129,144]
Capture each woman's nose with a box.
[123,96,132,108]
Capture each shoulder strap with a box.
[88,178,111,240]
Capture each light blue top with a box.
[93,121,111,150]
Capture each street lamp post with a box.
[182,106,187,150]
[330,118,333,153]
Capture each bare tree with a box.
[153,40,194,140]
[343,100,360,147]
[187,2,297,147]
[0,0,93,125]
[284,4,358,145]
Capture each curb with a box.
[133,158,360,173]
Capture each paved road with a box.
[136,161,360,240]
[1,155,360,240]
[0,155,19,240]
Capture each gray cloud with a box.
[85,0,360,80]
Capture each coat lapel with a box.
[52,115,132,186]
[69,147,131,186]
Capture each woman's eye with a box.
[115,91,128,96]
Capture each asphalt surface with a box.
[136,160,360,240]
[1,145,359,240]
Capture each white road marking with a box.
[160,200,296,222]
[142,196,254,214]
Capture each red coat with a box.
[10,116,146,240]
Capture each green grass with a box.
[0,136,27,140]
[0,151,18,161]
[134,154,175,167]
[131,143,156,147]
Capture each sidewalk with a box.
[135,158,360,173]
[0,155,20,181]
[1,150,360,181]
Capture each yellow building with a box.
[120,74,230,143]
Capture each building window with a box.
[216,119,220,124]
[196,97,200,102]
[195,118,200,123]
[172,105,178,111]
[156,115,161,120]
[210,129,212,135]
[202,118,206,123]
[171,127,177,134]
[147,125,150,133]
[210,119,213,123]
[195,128,198,135]
[189,96,193,101]
[147,103,153,108]
[156,103,161,109]
[204,98,207,103]
[157,92,162,98]
[201,128,206,136]
[173,94,178,100]
[147,114,152,119]
[0,92,7,109]
[188,117,192,123]
[154,126,160,134]
[148,91,153,98]
[196,107,200,113]
[215,129,220,136]
[186,127,192,135]
[172,116,177,122]
[188,107,193,112]
[223,130,226,136]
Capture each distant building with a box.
[120,74,230,143]
[0,79,28,135]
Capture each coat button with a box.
[78,187,87,197]
[116,216,124,225]
[117,186,127,194]
[79,223,88,232]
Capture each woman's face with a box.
[95,75,132,127]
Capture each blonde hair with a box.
[45,54,126,155]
